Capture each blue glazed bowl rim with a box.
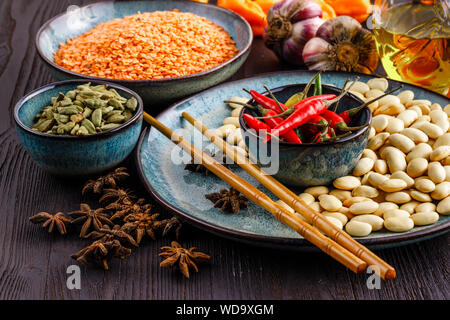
[14,79,144,140]
[238,83,372,147]
[35,0,253,84]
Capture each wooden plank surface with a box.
[0,0,448,300]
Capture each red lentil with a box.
[54,10,239,80]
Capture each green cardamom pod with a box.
[91,85,107,91]
[101,123,121,130]
[106,114,125,124]
[70,113,84,123]
[54,113,69,124]
[73,100,83,106]
[91,108,102,127]
[59,98,73,107]
[108,98,124,110]
[57,106,80,115]
[56,125,65,135]
[56,92,65,102]
[84,98,107,109]
[77,126,89,135]
[82,107,93,118]
[125,97,138,111]
[77,83,91,91]
[66,90,77,100]
[102,106,114,116]
[123,110,133,122]
[70,124,80,135]
[37,119,54,132]
[81,119,96,134]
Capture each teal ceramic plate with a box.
[136,71,450,250]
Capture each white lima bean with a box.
[365,88,384,99]
[329,190,352,202]
[351,215,384,231]
[445,166,450,182]
[390,171,415,188]
[430,103,442,111]
[362,149,378,162]
[444,104,450,117]
[433,133,450,149]
[367,132,390,150]
[410,189,432,202]
[322,212,348,226]
[430,146,450,161]
[406,143,433,162]
[325,216,344,229]
[415,122,444,139]
[384,216,414,232]
[215,124,236,138]
[397,109,418,127]
[369,127,376,139]
[309,202,321,212]
[374,159,388,174]
[406,158,428,177]
[402,127,429,143]
[343,196,372,207]
[298,193,315,205]
[382,147,407,173]
[367,78,388,92]
[374,102,405,116]
[304,186,329,198]
[408,105,423,117]
[400,201,420,214]
[371,115,390,132]
[345,220,372,237]
[385,191,411,204]
[333,176,361,190]
[415,178,435,193]
[388,134,415,153]
[415,202,436,213]
[397,90,414,104]
[374,202,399,217]
[352,185,379,199]
[383,209,410,219]
[353,158,374,176]
[379,179,407,192]
[368,172,389,188]
[318,194,342,211]
[223,117,240,127]
[428,162,446,183]
[431,181,450,200]
[437,197,450,215]
[411,212,439,226]
[349,201,379,215]
[231,107,243,117]
[226,128,243,145]
[386,118,404,134]
[227,96,249,109]
[344,81,370,94]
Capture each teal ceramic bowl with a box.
[35,0,252,106]
[14,80,143,176]
[239,84,371,186]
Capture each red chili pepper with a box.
[249,90,286,113]
[260,108,302,144]
[243,113,272,132]
[263,79,359,143]
[299,115,328,141]
[339,85,404,124]
[321,110,369,132]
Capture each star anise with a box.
[99,188,134,206]
[159,216,182,239]
[159,241,210,278]
[29,211,71,235]
[184,150,228,176]
[82,167,129,195]
[122,211,162,244]
[71,239,131,270]
[69,203,113,237]
[205,187,248,214]
[84,225,138,248]
[107,198,152,221]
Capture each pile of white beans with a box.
[218,78,449,237]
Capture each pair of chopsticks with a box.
[143,111,396,280]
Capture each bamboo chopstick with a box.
[181,112,396,280]
[143,112,367,274]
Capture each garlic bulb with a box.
[302,16,379,73]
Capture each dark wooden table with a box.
[1,0,448,300]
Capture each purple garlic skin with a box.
[264,0,324,65]
[282,17,324,65]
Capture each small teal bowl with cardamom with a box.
[14,80,143,176]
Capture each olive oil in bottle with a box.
[373,2,450,95]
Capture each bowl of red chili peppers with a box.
[236,73,373,187]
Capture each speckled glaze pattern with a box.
[36,0,252,105]
[240,84,371,186]
[14,80,143,176]
[137,71,449,250]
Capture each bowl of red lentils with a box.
[36,0,252,106]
